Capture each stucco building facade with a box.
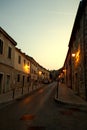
[14,48,30,89]
[0,27,17,93]
[0,27,50,95]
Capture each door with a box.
[22,76,25,94]
[0,74,3,94]
[6,75,10,91]
[23,76,25,87]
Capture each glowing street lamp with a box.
[24,64,30,73]
[38,71,42,84]
[72,49,80,65]
[72,53,75,57]
[39,71,42,76]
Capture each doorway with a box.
[6,75,10,92]
[23,76,25,87]
[0,74,3,94]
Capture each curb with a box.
[54,97,87,112]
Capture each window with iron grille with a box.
[17,74,20,82]
[0,39,3,54]
[18,55,21,64]
[24,59,26,65]
[8,46,12,59]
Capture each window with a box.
[18,55,21,64]
[17,74,20,82]
[24,59,26,65]
[6,75,10,91]
[0,74,3,93]
[0,39,3,54]
[27,62,29,66]
[27,76,30,82]
[8,47,12,59]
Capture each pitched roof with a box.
[0,27,17,46]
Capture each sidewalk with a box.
[0,83,43,109]
[55,83,87,107]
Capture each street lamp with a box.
[39,71,42,76]
[38,71,42,87]
[71,49,80,93]
[72,50,80,65]
[22,64,30,94]
[38,71,42,81]
[72,53,75,57]
[24,64,30,73]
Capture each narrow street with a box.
[0,82,87,130]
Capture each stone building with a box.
[63,49,72,88]
[64,0,87,100]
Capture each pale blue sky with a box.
[0,0,81,70]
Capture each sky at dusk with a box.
[0,0,81,70]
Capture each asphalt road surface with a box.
[0,82,87,130]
